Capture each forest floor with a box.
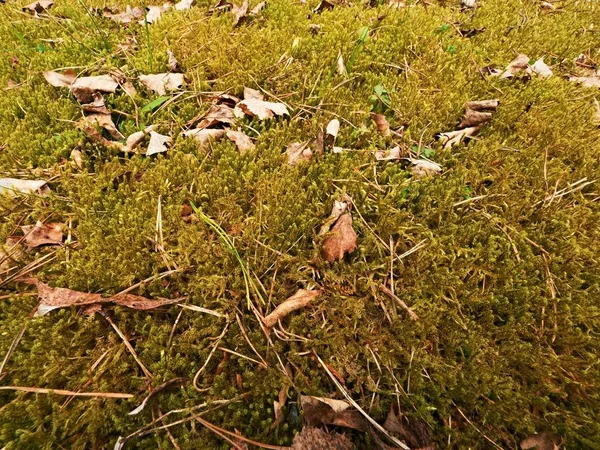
[0,0,600,448]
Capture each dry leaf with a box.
[27,279,182,317]
[569,69,600,89]
[0,178,48,196]
[209,0,233,14]
[232,0,248,25]
[540,1,555,10]
[313,0,334,13]
[167,50,179,72]
[139,73,184,95]
[43,70,77,88]
[71,75,119,95]
[103,6,145,24]
[301,396,367,431]
[175,0,194,9]
[286,142,313,166]
[82,92,110,115]
[271,385,288,429]
[370,113,390,136]
[80,113,124,140]
[146,131,171,156]
[498,54,530,79]
[251,1,265,14]
[319,200,349,235]
[194,104,236,128]
[521,431,562,450]
[226,130,255,153]
[70,149,84,169]
[461,0,476,8]
[375,146,401,161]
[263,289,321,327]
[322,213,357,263]
[383,403,432,449]
[44,71,119,103]
[528,58,553,78]
[139,4,172,24]
[407,158,442,178]
[234,96,289,120]
[243,86,264,100]
[183,128,227,145]
[23,0,53,13]
[438,126,480,149]
[291,427,355,450]
[20,221,63,248]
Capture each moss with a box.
[1,0,600,448]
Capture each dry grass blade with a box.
[380,284,419,321]
[0,386,133,398]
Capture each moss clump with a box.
[1,0,600,448]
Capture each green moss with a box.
[1,0,600,448]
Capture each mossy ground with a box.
[1,0,600,448]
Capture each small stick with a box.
[102,312,154,379]
[0,386,132,398]
[379,284,419,321]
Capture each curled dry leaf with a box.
[319,200,349,235]
[337,51,346,76]
[286,142,313,166]
[139,73,184,95]
[124,125,156,153]
[406,158,442,178]
[326,119,340,140]
[80,113,124,140]
[313,0,335,13]
[82,92,110,115]
[301,396,367,432]
[23,0,53,13]
[499,54,530,79]
[70,149,84,169]
[21,221,63,248]
[521,431,563,450]
[322,213,357,263]
[439,99,498,149]
[438,126,480,149]
[370,113,390,136]
[271,385,288,429]
[263,289,321,328]
[26,279,182,317]
[0,178,48,196]
[167,50,179,72]
[234,98,289,120]
[232,0,249,25]
[291,427,355,450]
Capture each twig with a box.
[178,303,225,318]
[195,415,288,450]
[454,404,504,450]
[0,386,132,398]
[101,312,154,379]
[379,284,419,321]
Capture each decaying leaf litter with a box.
[1,0,600,448]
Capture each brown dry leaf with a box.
[146,131,171,156]
[209,0,233,14]
[139,73,184,95]
[232,0,249,25]
[319,200,349,235]
[250,1,265,14]
[21,221,63,248]
[192,104,236,128]
[458,99,498,128]
[71,75,119,96]
[139,4,172,24]
[175,0,194,9]
[234,92,289,120]
[271,385,289,429]
[226,130,255,153]
[375,145,401,161]
[103,6,145,24]
[263,289,321,328]
[183,128,227,145]
[0,178,48,196]
[498,54,530,79]
[82,92,110,115]
[123,125,156,153]
[383,403,432,449]
[301,396,367,432]
[521,431,563,450]
[80,113,124,140]
[337,51,346,76]
[167,50,179,72]
[43,70,77,88]
[370,113,390,136]
[286,142,313,166]
[322,213,357,263]
[27,279,182,317]
[313,0,335,13]
[23,0,53,13]
[44,71,119,103]
[291,427,355,450]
